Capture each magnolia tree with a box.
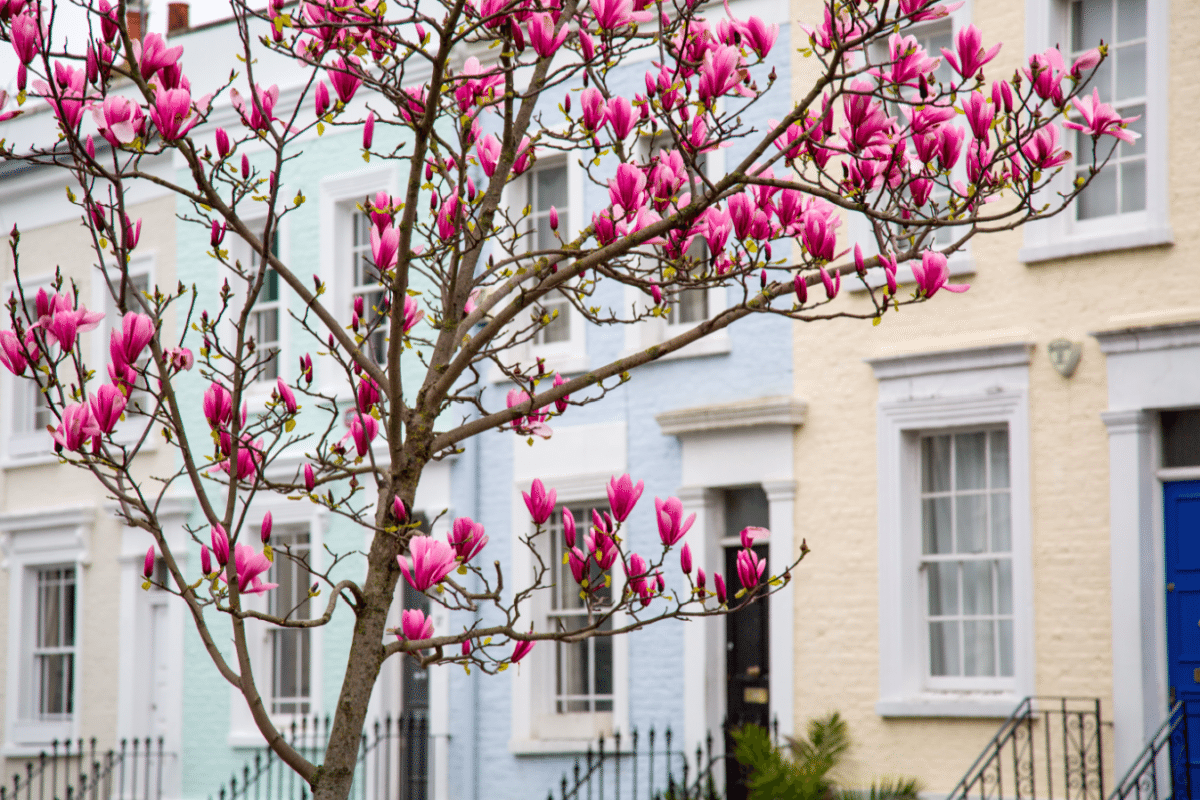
[0,0,1133,793]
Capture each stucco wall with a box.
[787,0,1199,790]
[0,194,178,760]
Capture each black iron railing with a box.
[1,737,169,800]
[547,725,732,800]
[210,712,430,800]
[1109,702,1190,800]
[946,697,1105,800]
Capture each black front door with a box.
[723,488,771,800]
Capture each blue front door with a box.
[1164,480,1200,793]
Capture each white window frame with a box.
[0,506,91,754]
[318,165,397,398]
[1020,0,1171,262]
[2,278,55,465]
[868,342,1034,717]
[850,6,976,293]
[265,524,314,717]
[621,137,731,359]
[499,156,588,377]
[508,423,630,753]
[228,504,325,748]
[227,218,289,402]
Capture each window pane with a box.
[1075,0,1113,54]
[1089,57,1115,104]
[989,430,1010,489]
[929,621,960,676]
[922,436,951,492]
[594,630,613,696]
[998,619,1015,677]
[1077,167,1118,219]
[955,432,987,490]
[556,637,590,713]
[963,620,996,677]
[1162,410,1200,468]
[1116,0,1146,41]
[922,497,952,555]
[537,296,571,344]
[991,493,1012,552]
[1115,42,1145,101]
[955,494,987,554]
[1121,160,1146,213]
[672,288,709,325]
[536,167,568,212]
[926,562,958,616]
[1120,107,1146,157]
[961,560,994,615]
[997,559,1013,615]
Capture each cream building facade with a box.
[0,130,188,791]
[787,0,1199,791]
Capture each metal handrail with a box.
[1108,702,1190,800]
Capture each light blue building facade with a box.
[167,6,801,800]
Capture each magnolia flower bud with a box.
[201,544,212,576]
[143,546,155,579]
[261,511,273,544]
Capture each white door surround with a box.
[656,396,806,757]
[1093,320,1200,775]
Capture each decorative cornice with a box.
[1092,320,1200,354]
[0,505,95,534]
[655,396,807,437]
[867,342,1034,380]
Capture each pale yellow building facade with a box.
[788,0,1199,791]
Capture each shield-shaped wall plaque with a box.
[1047,338,1082,378]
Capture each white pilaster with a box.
[763,480,797,741]
[679,486,721,760]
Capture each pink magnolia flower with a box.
[625,553,653,605]
[522,479,557,524]
[261,512,273,544]
[655,496,694,546]
[314,81,331,117]
[143,546,155,579]
[580,87,607,132]
[552,372,569,413]
[398,608,434,642]
[448,516,488,563]
[938,125,967,171]
[149,87,198,141]
[1070,48,1103,78]
[562,507,577,548]
[1063,88,1142,144]
[1024,48,1067,104]
[403,295,425,333]
[371,223,399,271]
[511,638,535,664]
[567,546,588,583]
[476,134,501,177]
[362,112,374,150]
[713,572,727,604]
[276,378,298,414]
[133,33,183,80]
[742,16,778,59]
[871,33,939,88]
[92,95,145,147]
[526,12,568,58]
[736,548,765,590]
[211,436,264,481]
[587,528,619,570]
[166,347,194,372]
[911,251,970,297]
[607,474,644,522]
[680,542,693,574]
[10,11,40,64]
[200,544,213,576]
[698,45,746,106]
[215,127,231,158]
[224,543,277,594]
[590,0,651,30]
[0,329,28,375]
[211,524,230,566]
[941,24,1001,80]
[35,289,104,351]
[303,463,316,491]
[84,383,127,437]
[110,312,155,368]
[230,84,279,132]
[397,535,458,591]
[356,375,380,412]
[203,383,233,429]
[605,96,635,141]
[961,91,994,141]
[328,56,362,104]
[346,413,378,457]
[53,403,94,451]
[608,163,647,217]
[1021,124,1071,171]
[506,389,552,439]
[740,526,769,549]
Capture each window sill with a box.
[850,256,975,293]
[876,694,1022,719]
[1020,225,1174,264]
[657,330,732,361]
[509,737,625,756]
